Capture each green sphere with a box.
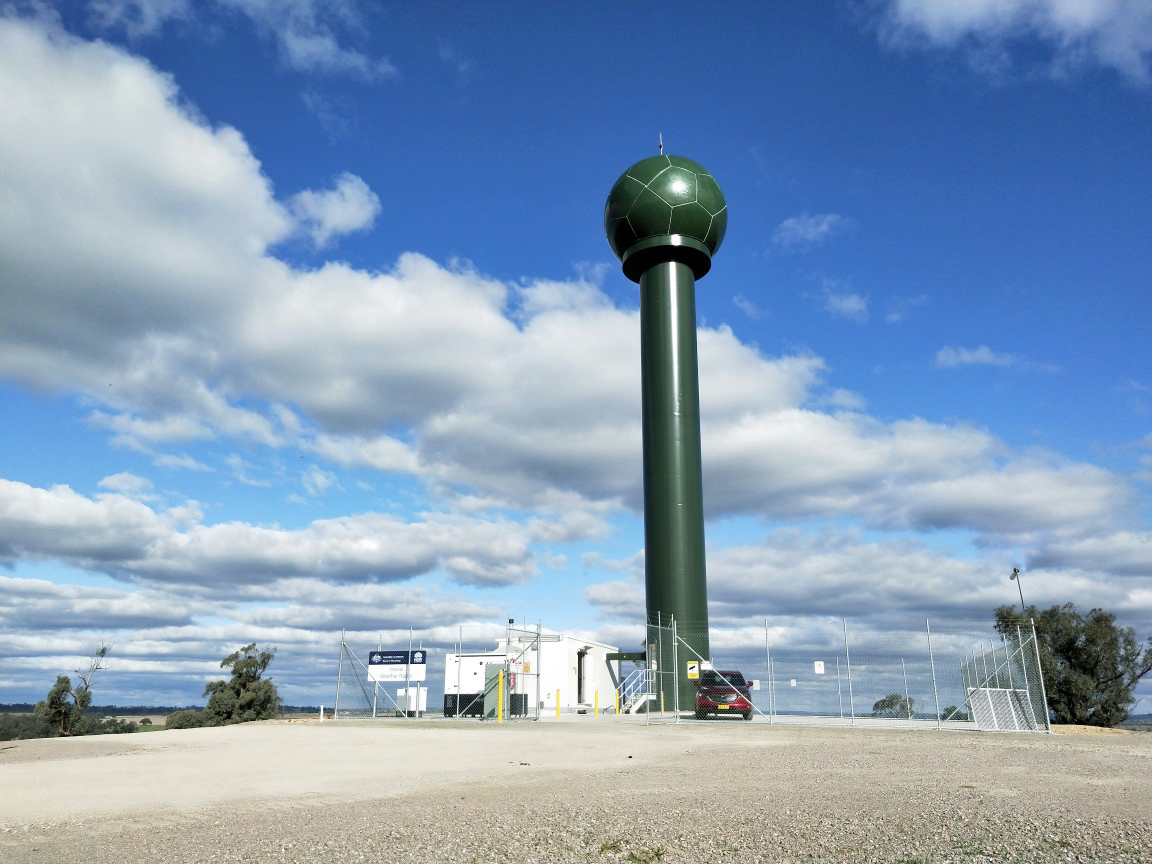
[604,154,727,282]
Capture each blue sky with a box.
[2,0,1150,711]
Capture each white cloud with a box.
[885,293,930,324]
[0,17,1133,558]
[877,0,1152,83]
[771,212,848,252]
[1,16,1148,706]
[301,464,337,496]
[85,0,396,79]
[289,172,381,248]
[732,293,767,320]
[312,433,420,473]
[88,0,192,37]
[935,345,1059,372]
[936,344,1017,368]
[823,288,870,323]
[1030,531,1152,577]
[98,472,157,499]
[0,20,291,400]
[0,478,537,588]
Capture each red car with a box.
[694,669,753,720]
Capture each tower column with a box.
[640,260,708,649]
[604,153,727,710]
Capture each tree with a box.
[202,643,282,725]
[995,603,1152,728]
[0,711,55,741]
[872,692,914,718]
[165,708,207,729]
[33,645,110,736]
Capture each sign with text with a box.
[368,650,427,682]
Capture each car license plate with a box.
[717,704,729,710]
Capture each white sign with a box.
[814,661,825,675]
[368,650,427,682]
[686,661,700,680]
[790,678,797,687]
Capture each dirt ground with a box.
[1,717,1149,863]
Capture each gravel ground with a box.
[1,718,1148,864]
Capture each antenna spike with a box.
[659,132,664,155]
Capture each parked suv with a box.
[694,669,753,720]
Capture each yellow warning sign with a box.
[686,661,700,680]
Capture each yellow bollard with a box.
[595,691,599,716]
[660,690,665,715]
[498,670,504,724]
[615,690,620,716]
[556,690,560,719]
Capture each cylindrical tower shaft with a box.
[640,260,709,671]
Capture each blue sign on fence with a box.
[368,650,427,681]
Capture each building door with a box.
[577,649,587,704]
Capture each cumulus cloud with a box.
[1030,531,1152,577]
[771,212,848,252]
[0,15,1136,557]
[1,16,1147,705]
[875,0,1152,83]
[289,172,381,248]
[0,478,537,588]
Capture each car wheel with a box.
[694,710,705,720]
[743,712,752,721]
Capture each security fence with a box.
[329,618,1049,734]
[638,616,1050,733]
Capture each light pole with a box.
[1010,568,1026,612]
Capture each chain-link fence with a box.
[641,616,1050,733]
[328,618,1049,734]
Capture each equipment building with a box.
[443,631,619,717]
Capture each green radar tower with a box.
[605,153,727,711]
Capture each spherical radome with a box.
[604,155,727,273]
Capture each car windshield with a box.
[699,671,745,687]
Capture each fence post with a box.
[836,657,843,720]
[335,629,345,719]
[672,616,680,723]
[843,618,855,725]
[901,658,912,719]
[763,619,773,724]
[926,619,942,729]
[1027,620,1051,734]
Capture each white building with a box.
[443,630,620,717]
